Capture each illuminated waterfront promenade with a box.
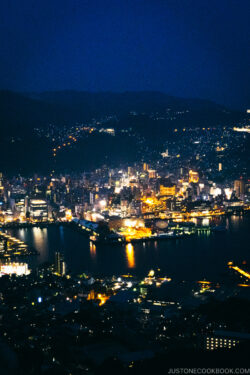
[228,262,250,280]
[0,231,37,258]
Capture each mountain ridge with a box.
[0,90,244,137]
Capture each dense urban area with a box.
[0,110,250,373]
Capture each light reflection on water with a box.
[202,218,209,226]
[89,241,96,260]
[32,227,48,263]
[5,215,250,280]
[126,243,135,268]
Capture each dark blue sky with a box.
[0,0,249,109]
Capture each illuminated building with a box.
[206,331,250,351]
[234,179,245,198]
[0,262,30,276]
[29,199,48,221]
[210,186,222,197]
[128,166,133,176]
[11,195,26,215]
[99,128,115,136]
[89,192,95,205]
[159,183,176,197]
[119,226,151,242]
[129,179,138,189]
[65,209,72,221]
[55,252,66,276]
[166,198,182,212]
[87,290,110,306]
[148,169,156,179]
[233,126,250,133]
[143,163,149,171]
[216,146,225,152]
[189,170,199,183]
[161,149,169,158]
[224,188,233,200]
[141,196,166,214]
[218,162,222,171]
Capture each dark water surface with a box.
[6,215,250,281]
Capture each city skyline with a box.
[1,0,250,371]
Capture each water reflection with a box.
[32,227,49,263]
[126,243,135,268]
[5,215,250,280]
[59,226,64,241]
[89,241,96,259]
[202,218,209,226]
[19,228,25,240]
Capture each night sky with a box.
[0,0,249,109]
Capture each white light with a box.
[99,200,107,208]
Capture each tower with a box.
[55,252,66,276]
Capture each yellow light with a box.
[65,209,72,221]
[238,284,250,287]
[90,242,96,259]
[232,266,250,279]
[126,243,135,268]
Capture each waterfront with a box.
[5,215,250,281]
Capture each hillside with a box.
[0,90,244,137]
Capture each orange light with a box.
[126,243,135,268]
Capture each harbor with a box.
[0,231,38,258]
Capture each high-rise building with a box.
[143,163,149,172]
[234,179,245,198]
[189,170,199,183]
[128,166,134,176]
[29,199,48,221]
[55,252,66,276]
[218,163,222,171]
[148,169,156,179]
[159,183,176,197]
[89,192,95,205]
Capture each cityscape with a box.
[1,0,250,373]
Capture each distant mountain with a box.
[37,90,226,113]
[0,90,55,137]
[0,90,244,137]
[0,90,248,175]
